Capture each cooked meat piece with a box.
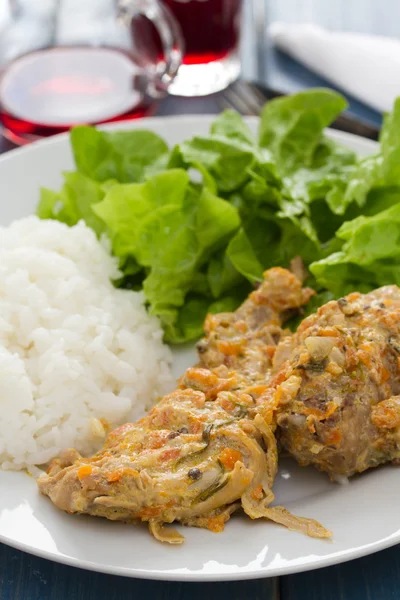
[264,286,400,480]
[197,267,314,375]
[38,268,329,544]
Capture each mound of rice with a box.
[0,217,174,470]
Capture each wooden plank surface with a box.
[0,543,278,600]
[281,545,400,600]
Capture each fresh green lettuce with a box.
[380,98,400,184]
[37,88,400,343]
[94,170,240,342]
[311,200,400,295]
[37,172,106,235]
[70,126,169,183]
[259,88,348,173]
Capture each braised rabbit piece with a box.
[38,268,330,544]
[268,286,400,480]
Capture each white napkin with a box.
[269,22,400,113]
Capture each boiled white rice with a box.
[0,216,174,470]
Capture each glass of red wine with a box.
[161,0,244,97]
[0,0,184,144]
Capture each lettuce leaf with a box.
[163,293,243,343]
[207,251,245,298]
[210,109,255,144]
[37,172,106,234]
[310,200,400,295]
[170,111,279,195]
[36,89,400,344]
[258,89,363,241]
[139,187,240,321]
[380,97,400,184]
[227,228,264,282]
[170,135,257,193]
[259,89,348,173]
[93,170,190,257]
[70,126,169,183]
[92,170,240,342]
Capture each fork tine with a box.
[233,80,266,115]
[223,82,260,115]
[243,82,272,110]
[220,85,256,116]
[217,94,238,113]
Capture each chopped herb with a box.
[191,476,229,505]
[389,336,400,354]
[297,358,328,373]
[202,424,213,444]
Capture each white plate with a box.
[0,117,395,582]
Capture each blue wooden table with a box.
[1,1,399,598]
[1,542,400,600]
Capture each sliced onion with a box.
[305,336,335,359]
[149,521,185,545]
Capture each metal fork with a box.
[218,80,276,116]
[219,80,380,141]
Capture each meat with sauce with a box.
[38,268,329,543]
[264,286,400,480]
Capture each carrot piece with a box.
[219,448,242,470]
[107,471,121,483]
[160,448,181,462]
[234,320,248,333]
[324,429,342,446]
[207,516,226,533]
[372,400,400,429]
[77,465,92,480]
[381,367,390,383]
[217,340,244,357]
[319,328,340,337]
[251,485,264,500]
[265,346,276,359]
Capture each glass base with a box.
[168,52,241,97]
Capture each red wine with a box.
[0,47,154,144]
[161,0,243,65]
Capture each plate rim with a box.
[0,114,379,166]
[1,522,398,582]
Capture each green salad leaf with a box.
[38,88,400,344]
[207,251,245,299]
[93,170,190,258]
[37,172,106,235]
[227,227,264,282]
[380,97,400,184]
[259,88,348,173]
[170,135,257,193]
[70,126,169,183]
[210,109,255,144]
[310,201,400,295]
[93,170,240,342]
